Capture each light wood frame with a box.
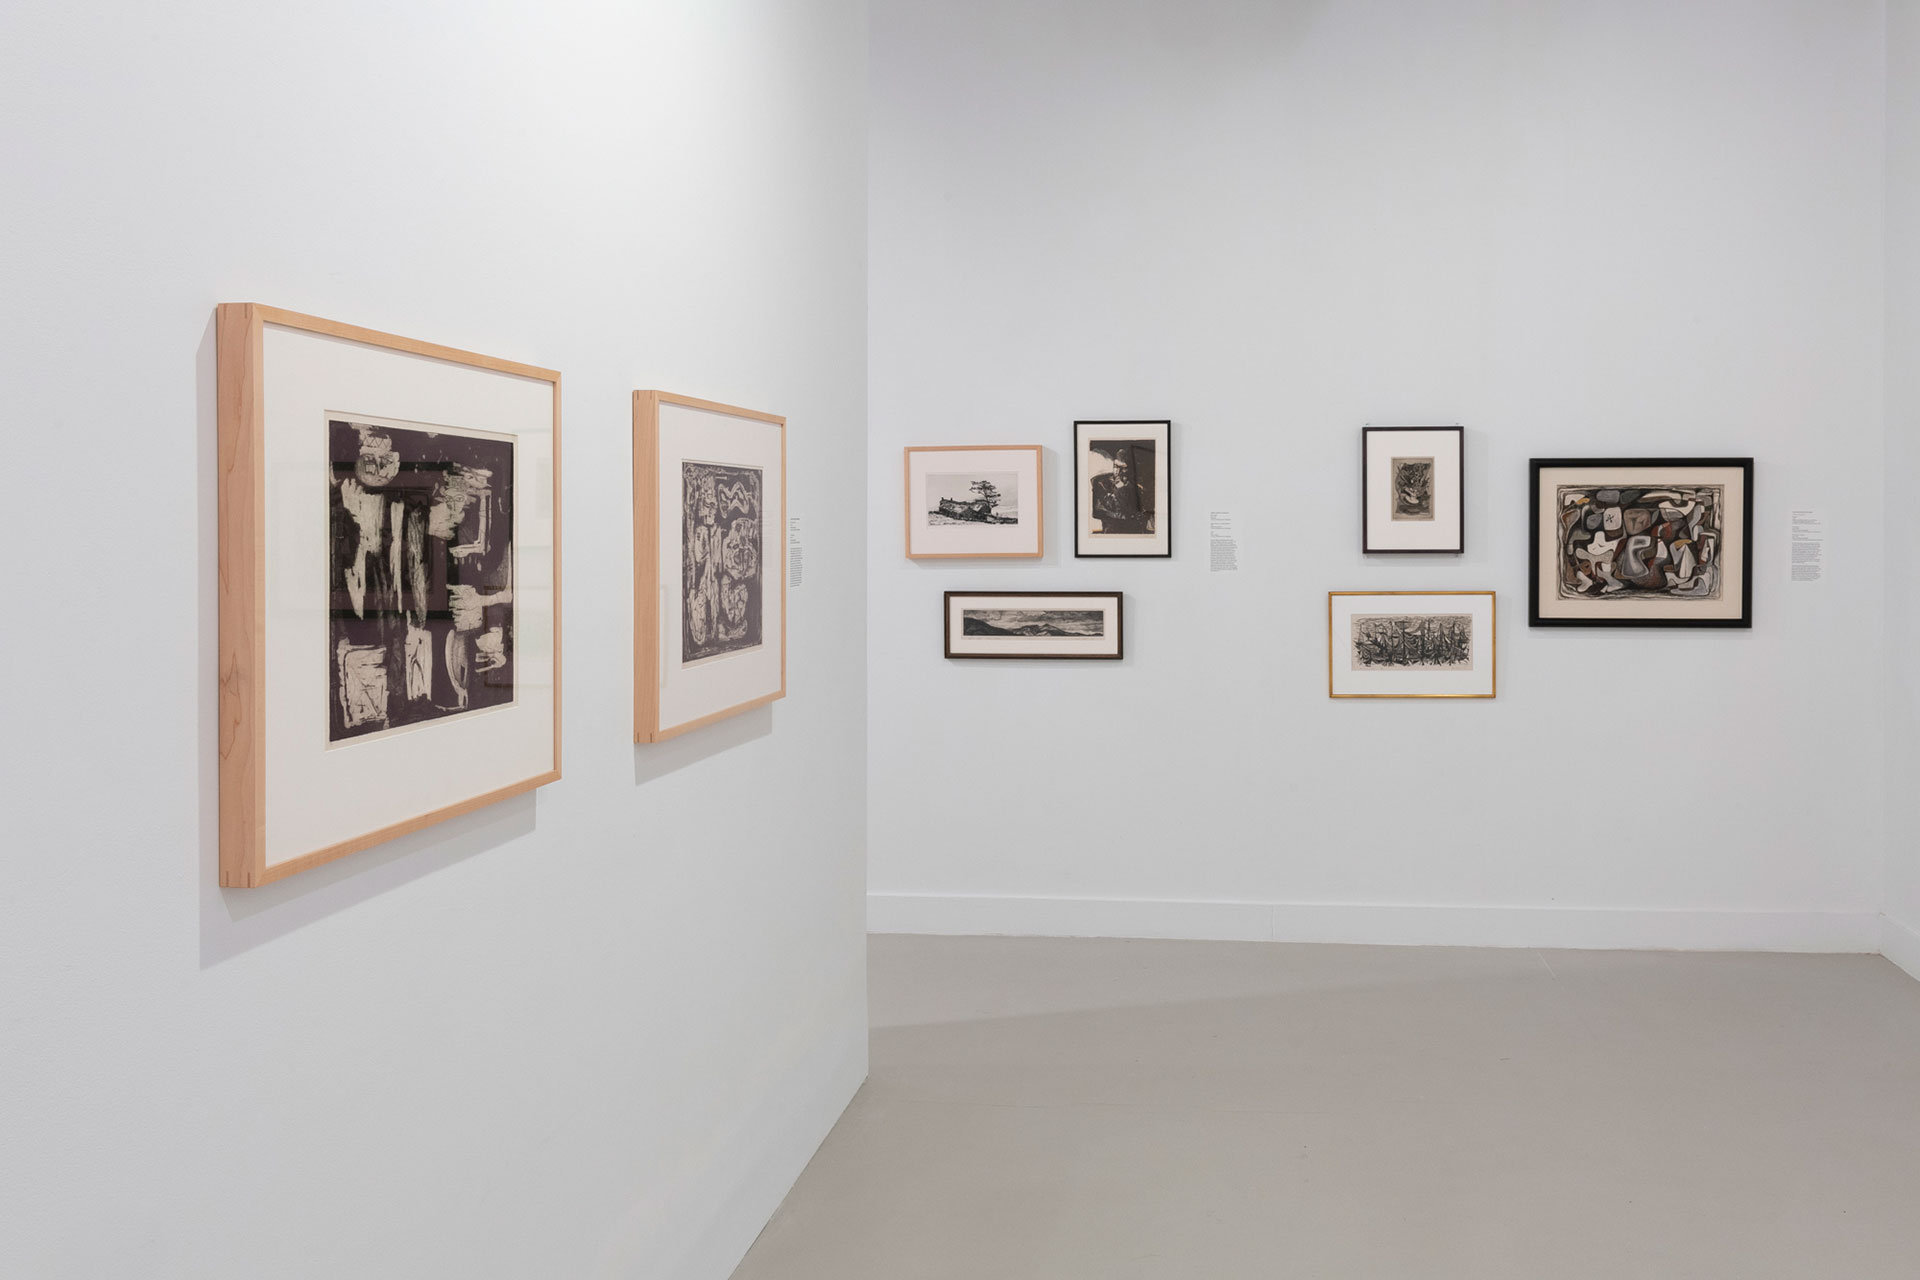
[1327,590,1496,699]
[903,445,1045,559]
[633,390,788,743]
[216,303,563,887]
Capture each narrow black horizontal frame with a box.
[944,590,1125,659]
[1073,419,1172,559]
[1528,457,1754,629]
[1361,425,1464,555]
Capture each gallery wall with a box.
[867,0,1891,949]
[0,3,867,1278]
[1888,0,1920,979]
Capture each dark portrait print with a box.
[1088,439,1156,535]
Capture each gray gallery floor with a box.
[731,933,1920,1279]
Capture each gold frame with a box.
[216,304,563,887]
[1327,591,1496,699]
[633,390,788,743]
[903,445,1045,559]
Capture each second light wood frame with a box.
[903,444,1045,559]
[634,390,788,743]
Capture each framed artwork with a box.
[1363,425,1464,553]
[634,390,787,742]
[216,304,561,887]
[904,445,1044,558]
[1074,420,1170,557]
[944,591,1124,660]
[1328,591,1496,698]
[1530,458,1753,628]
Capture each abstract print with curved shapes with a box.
[327,417,515,743]
[1556,485,1722,602]
[682,460,763,664]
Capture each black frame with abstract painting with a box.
[1529,457,1753,628]
[944,591,1125,660]
[1074,420,1171,558]
[1362,425,1464,554]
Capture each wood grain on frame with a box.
[215,304,562,887]
[633,390,788,743]
[902,445,1045,559]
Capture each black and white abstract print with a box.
[1088,439,1156,534]
[1391,456,1435,521]
[328,417,514,743]
[927,471,1018,525]
[1350,613,1473,671]
[961,609,1104,638]
[683,460,763,663]
[1555,484,1722,601]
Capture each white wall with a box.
[1888,0,1920,978]
[868,0,1889,950]
[0,3,866,1277]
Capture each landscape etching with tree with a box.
[927,471,1018,525]
[1088,440,1155,534]
[328,417,514,744]
[1556,485,1722,600]
[961,610,1105,638]
[683,460,763,663]
[1350,614,1473,671]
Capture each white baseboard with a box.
[868,892,1883,953]
[1882,915,1920,982]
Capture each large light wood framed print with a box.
[1328,591,1496,698]
[1530,457,1753,628]
[216,304,561,888]
[904,445,1044,558]
[634,391,787,742]
[1074,419,1170,557]
[944,591,1124,659]
[1363,425,1463,553]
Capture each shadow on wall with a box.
[193,316,535,968]
[633,702,773,786]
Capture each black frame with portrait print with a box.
[1073,419,1172,559]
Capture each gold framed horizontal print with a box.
[216,304,562,887]
[633,390,787,743]
[904,445,1044,558]
[1327,591,1495,699]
